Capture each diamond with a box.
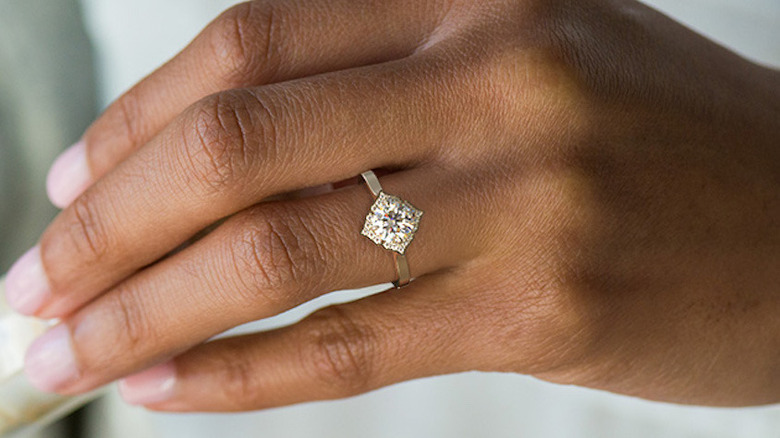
[361,191,423,254]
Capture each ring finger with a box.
[24,166,486,394]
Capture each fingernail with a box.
[24,324,80,392]
[46,140,91,208]
[5,246,51,315]
[119,361,177,405]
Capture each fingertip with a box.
[24,324,80,393]
[118,360,178,406]
[47,140,92,209]
[5,245,51,316]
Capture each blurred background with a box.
[1,0,778,437]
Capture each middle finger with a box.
[32,57,468,318]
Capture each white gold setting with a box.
[361,191,423,255]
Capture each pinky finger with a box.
[118,271,479,412]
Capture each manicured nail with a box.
[5,246,50,315]
[24,324,79,392]
[46,140,91,208]
[119,361,177,405]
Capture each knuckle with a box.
[104,287,152,358]
[485,269,601,377]
[184,92,256,192]
[212,342,263,408]
[114,87,145,150]
[64,192,112,263]
[209,1,281,84]
[300,306,376,396]
[229,210,321,304]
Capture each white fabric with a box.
[77,1,780,437]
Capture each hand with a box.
[5,0,779,410]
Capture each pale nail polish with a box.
[24,324,80,392]
[5,246,50,315]
[118,361,177,405]
[46,140,91,208]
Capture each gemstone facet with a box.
[361,191,423,254]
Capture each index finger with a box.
[47,0,450,207]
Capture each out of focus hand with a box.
[5,0,779,410]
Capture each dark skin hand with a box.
[4,0,779,410]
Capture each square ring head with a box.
[361,191,423,254]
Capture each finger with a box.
[23,167,485,394]
[119,271,480,411]
[46,0,449,208]
[33,56,473,318]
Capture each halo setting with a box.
[361,191,423,254]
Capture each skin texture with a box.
[10,0,780,410]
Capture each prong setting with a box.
[361,191,423,254]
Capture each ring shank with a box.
[392,253,411,287]
[361,170,383,197]
[360,170,412,288]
